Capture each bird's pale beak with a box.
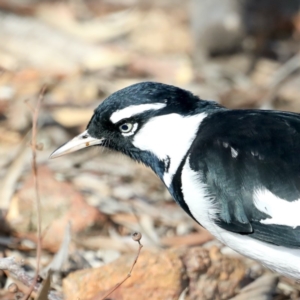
[50,130,103,159]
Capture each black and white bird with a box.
[51,82,300,279]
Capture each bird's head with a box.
[50,82,215,185]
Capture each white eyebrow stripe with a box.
[110,103,166,124]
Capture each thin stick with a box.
[260,52,300,109]
[22,86,46,300]
[0,134,30,212]
[0,257,63,300]
[100,233,143,300]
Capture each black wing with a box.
[188,109,300,248]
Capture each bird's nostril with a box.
[82,134,88,139]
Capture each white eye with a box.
[119,122,133,133]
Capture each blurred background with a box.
[0,0,300,299]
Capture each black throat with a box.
[168,153,199,223]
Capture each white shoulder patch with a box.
[110,103,166,124]
[254,188,300,229]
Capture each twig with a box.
[178,287,188,300]
[22,86,46,300]
[261,52,300,109]
[68,0,94,20]
[130,204,161,247]
[0,257,63,300]
[41,222,71,277]
[0,133,30,212]
[100,232,143,300]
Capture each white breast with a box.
[181,156,300,279]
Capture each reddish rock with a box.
[9,165,105,251]
[183,246,248,300]
[63,248,186,300]
[63,246,252,300]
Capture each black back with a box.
[185,109,300,248]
